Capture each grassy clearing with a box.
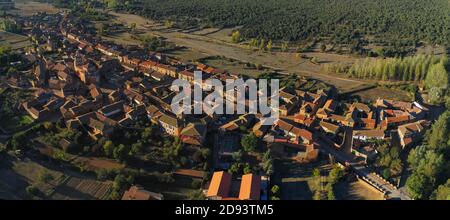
[199,56,268,78]
[353,87,412,102]
[139,175,201,200]
[5,158,66,197]
[276,159,332,200]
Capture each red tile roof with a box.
[207,171,232,198]
[239,174,261,200]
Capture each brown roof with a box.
[353,129,385,138]
[319,121,340,134]
[352,103,371,113]
[99,100,125,115]
[386,115,410,124]
[173,169,205,179]
[180,123,207,137]
[179,70,194,77]
[239,174,261,200]
[207,171,232,198]
[276,119,293,132]
[122,186,163,200]
[160,113,180,127]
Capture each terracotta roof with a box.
[181,123,206,137]
[386,115,410,124]
[352,103,371,113]
[122,186,163,200]
[239,174,261,200]
[276,119,293,132]
[173,169,205,179]
[207,171,232,198]
[320,121,340,134]
[353,129,385,138]
[323,99,336,110]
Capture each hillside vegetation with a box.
[95,0,450,54]
[38,0,450,56]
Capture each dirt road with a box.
[107,11,368,92]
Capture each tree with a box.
[232,150,243,162]
[328,165,344,184]
[26,185,39,197]
[37,170,54,184]
[259,38,265,51]
[164,20,174,28]
[9,131,26,151]
[249,38,258,49]
[425,57,449,103]
[271,185,280,199]
[312,168,321,178]
[130,142,143,156]
[327,187,336,200]
[406,172,432,200]
[188,189,206,200]
[229,162,242,174]
[106,0,119,9]
[262,150,274,175]
[389,158,403,177]
[113,144,129,161]
[241,133,257,152]
[129,23,137,32]
[103,140,114,156]
[266,39,273,52]
[0,19,22,33]
[110,173,130,200]
[231,30,242,43]
[426,112,450,153]
[243,163,252,174]
[406,148,446,199]
[281,42,289,52]
[431,179,450,200]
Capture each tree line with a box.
[93,0,450,54]
[326,54,450,104]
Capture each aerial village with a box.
[0,9,433,200]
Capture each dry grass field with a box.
[335,179,385,200]
[104,10,370,92]
[12,1,60,16]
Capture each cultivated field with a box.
[0,30,31,50]
[353,87,412,102]
[72,156,124,172]
[50,177,113,200]
[11,1,60,16]
[0,155,66,199]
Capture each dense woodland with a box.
[38,0,450,56]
